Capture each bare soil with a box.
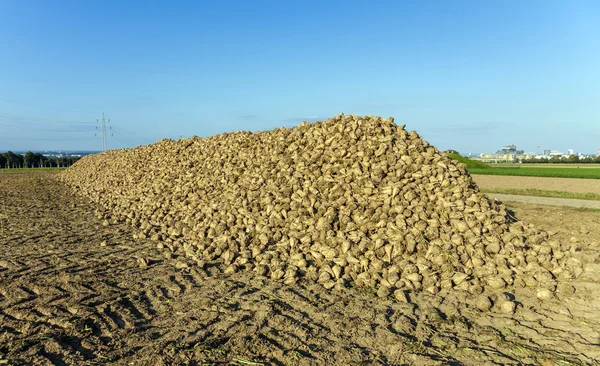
[472,174,600,194]
[485,193,600,209]
[1,171,599,365]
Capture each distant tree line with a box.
[0,151,81,169]
[521,155,600,164]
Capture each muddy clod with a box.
[557,283,576,296]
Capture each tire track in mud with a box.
[1,171,599,365]
[0,173,159,365]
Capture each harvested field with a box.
[484,193,600,209]
[472,174,600,194]
[1,171,599,364]
[0,168,65,173]
[3,115,600,364]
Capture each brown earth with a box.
[472,174,600,194]
[485,193,600,209]
[1,171,599,365]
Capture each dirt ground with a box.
[472,174,600,194]
[483,193,600,209]
[1,171,599,365]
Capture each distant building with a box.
[473,144,533,163]
[497,144,524,155]
[568,149,574,156]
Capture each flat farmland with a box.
[494,164,600,169]
[472,175,600,194]
[1,171,600,365]
[469,167,600,179]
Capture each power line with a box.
[111,125,137,136]
[111,132,152,147]
[111,123,156,146]
[111,135,135,146]
[0,109,150,148]
[97,113,111,152]
[0,97,97,114]
[0,137,100,141]
[0,123,95,132]
[0,111,96,124]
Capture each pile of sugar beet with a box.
[61,114,581,311]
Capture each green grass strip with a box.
[470,167,600,179]
[446,152,491,169]
[0,167,66,173]
[481,187,600,201]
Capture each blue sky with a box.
[0,0,598,154]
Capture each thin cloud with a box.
[362,102,384,108]
[422,123,498,137]
[358,102,416,109]
[280,117,325,128]
[446,124,498,135]
[237,114,259,120]
[282,116,323,123]
[113,96,160,109]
